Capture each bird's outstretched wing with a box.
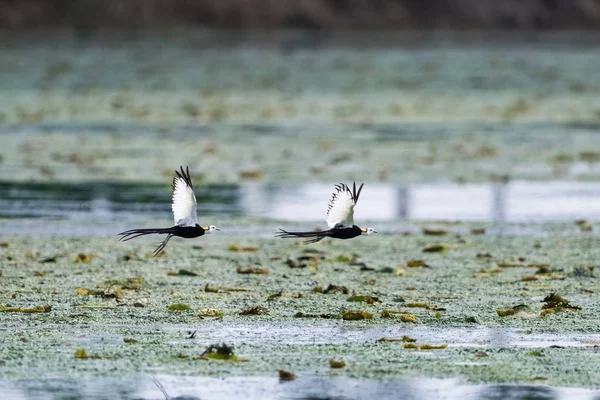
[171,166,197,227]
[325,182,364,229]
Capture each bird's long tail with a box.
[118,227,175,256]
[275,228,328,244]
[118,227,174,242]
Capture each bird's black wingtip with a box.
[354,181,364,203]
[173,165,194,189]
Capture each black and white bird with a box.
[118,166,219,256]
[276,182,376,244]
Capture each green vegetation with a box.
[0,225,599,386]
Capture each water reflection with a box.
[244,181,600,222]
[0,375,597,400]
[1,180,600,232]
[2,321,598,399]
[0,181,241,221]
[478,385,555,400]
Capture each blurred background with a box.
[2,0,600,233]
[3,0,600,29]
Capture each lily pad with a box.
[419,344,448,350]
[400,314,417,323]
[341,310,373,320]
[540,292,581,317]
[380,309,410,318]
[74,253,94,263]
[0,305,52,313]
[167,269,199,276]
[168,303,191,311]
[294,312,334,319]
[286,258,306,268]
[197,308,223,318]
[205,284,250,293]
[406,260,429,268]
[238,169,264,180]
[322,284,348,294]
[422,244,450,253]
[279,370,296,381]
[101,277,145,291]
[331,254,358,263]
[74,349,88,359]
[236,267,269,275]
[496,304,531,317]
[405,302,436,310]
[74,348,103,359]
[376,335,416,343]
[347,295,379,304]
[239,305,269,315]
[422,228,448,236]
[329,359,346,368]
[202,352,248,361]
[228,244,259,252]
[198,343,248,362]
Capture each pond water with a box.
[2,30,600,398]
[1,375,598,400]
[1,180,600,236]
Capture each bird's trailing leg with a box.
[153,234,173,257]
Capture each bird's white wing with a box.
[325,182,364,229]
[171,166,197,227]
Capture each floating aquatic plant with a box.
[239,305,269,315]
[422,244,450,253]
[168,303,191,311]
[347,295,379,304]
[341,310,373,320]
[279,370,296,381]
[236,267,269,275]
[496,304,531,317]
[329,359,346,368]
[0,305,52,313]
[197,308,223,318]
[198,343,248,362]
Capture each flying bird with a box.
[118,166,219,256]
[276,182,376,244]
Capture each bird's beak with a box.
[373,230,378,233]
[216,228,221,231]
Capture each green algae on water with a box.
[2,227,600,387]
[168,303,191,311]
